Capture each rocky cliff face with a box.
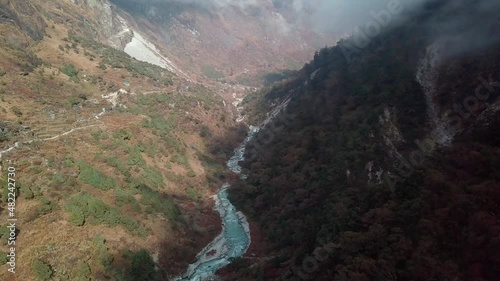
[69,0,133,49]
[2,0,338,86]
[109,0,337,84]
[0,0,135,48]
[0,1,46,41]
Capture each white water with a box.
[174,126,259,281]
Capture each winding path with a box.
[0,112,105,159]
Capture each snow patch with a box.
[124,31,191,80]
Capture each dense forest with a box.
[226,0,500,280]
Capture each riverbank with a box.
[159,200,223,277]
[244,219,267,258]
[173,127,258,280]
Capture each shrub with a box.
[60,64,78,78]
[228,257,251,269]
[141,116,173,138]
[66,192,145,235]
[98,250,114,267]
[68,207,85,226]
[114,188,140,211]
[74,261,91,281]
[199,125,212,137]
[113,129,131,141]
[175,155,187,166]
[126,249,157,281]
[91,130,108,142]
[32,186,42,197]
[0,251,7,265]
[128,147,145,166]
[36,196,57,216]
[141,166,164,189]
[0,224,9,245]
[94,235,114,268]
[66,193,118,226]
[0,131,10,142]
[32,259,53,280]
[21,185,34,199]
[139,185,181,223]
[107,157,131,178]
[76,160,116,191]
[52,173,66,184]
[98,47,173,85]
[11,106,22,117]
[68,96,80,106]
[186,187,200,200]
[98,62,106,70]
[63,155,74,167]
[119,216,147,237]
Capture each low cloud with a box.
[422,0,500,58]
[298,0,428,35]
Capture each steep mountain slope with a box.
[0,1,249,280]
[109,0,336,85]
[0,0,498,280]
[227,0,500,280]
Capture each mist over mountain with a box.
[420,0,500,59]
[110,0,499,57]
[111,0,427,35]
[224,1,500,280]
[0,0,499,280]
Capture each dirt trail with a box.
[0,112,105,159]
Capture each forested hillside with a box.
[227,0,500,280]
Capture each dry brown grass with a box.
[0,5,232,279]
